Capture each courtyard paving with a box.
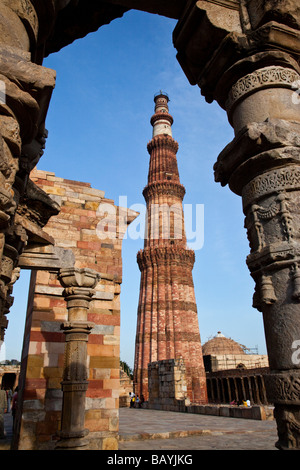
[118,407,278,451]
[1,406,279,451]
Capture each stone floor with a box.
[1,406,279,451]
[118,407,279,450]
[0,412,13,450]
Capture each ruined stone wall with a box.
[15,168,132,450]
[119,368,133,408]
[148,358,189,411]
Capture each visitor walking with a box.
[129,392,135,408]
[0,388,7,439]
[6,389,12,413]
[11,386,18,431]
[140,395,145,408]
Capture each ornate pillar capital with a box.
[58,268,100,320]
[58,267,100,290]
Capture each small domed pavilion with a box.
[202,332,269,405]
[202,332,246,357]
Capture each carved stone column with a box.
[0,224,27,339]
[56,268,100,450]
[0,0,56,340]
[174,0,300,449]
[0,1,56,340]
[215,61,300,450]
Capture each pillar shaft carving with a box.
[174,0,300,449]
[56,268,100,450]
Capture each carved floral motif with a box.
[242,166,300,209]
[227,66,300,111]
[265,372,300,405]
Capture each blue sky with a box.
[5,10,267,365]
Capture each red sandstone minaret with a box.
[133,92,207,404]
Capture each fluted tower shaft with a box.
[133,93,207,404]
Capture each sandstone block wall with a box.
[119,368,133,408]
[148,358,190,411]
[16,168,134,450]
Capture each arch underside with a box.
[43,0,187,56]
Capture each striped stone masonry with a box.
[134,93,207,405]
[16,168,137,450]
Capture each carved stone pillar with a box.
[174,0,300,449]
[0,1,56,340]
[216,62,300,450]
[0,224,27,339]
[56,268,100,450]
[226,378,231,403]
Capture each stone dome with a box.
[202,332,245,356]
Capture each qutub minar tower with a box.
[133,92,207,404]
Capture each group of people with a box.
[0,386,18,439]
[230,399,251,407]
[129,392,144,408]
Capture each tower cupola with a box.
[150,91,173,137]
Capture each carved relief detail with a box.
[147,134,179,154]
[291,263,300,301]
[7,0,39,41]
[242,166,300,210]
[57,268,99,449]
[260,273,277,305]
[246,191,294,252]
[252,272,277,310]
[137,246,195,270]
[273,405,300,450]
[143,181,186,201]
[265,372,300,405]
[226,66,300,111]
[243,165,300,310]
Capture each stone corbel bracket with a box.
[173,1,300,107]
[173,0,246,104]
[18,243,75,271]
[214,118,300,194]
[0,47,56,144]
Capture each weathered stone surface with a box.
[246,0,300,31]
[214,118,300,193]
[174,0,300,450]
[148,358,190,406]
[13,170,137,450]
